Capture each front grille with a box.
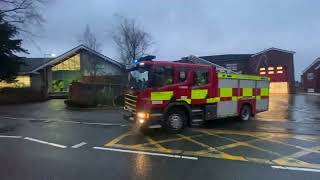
[124,94,137,114]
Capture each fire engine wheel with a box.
[165,109,186,133]
[240,105,252,121]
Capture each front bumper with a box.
[123,110,163,129]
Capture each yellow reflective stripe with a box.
[177,99,191,104]
[218,73,270,81]
[220,88,233,97]
[260,88,269,96]
[191,89,208,99]
[256,96,261,100]
[151,91,173,101]
[232,96,238,101]
[243,88,253,96]
[207,97,220,103]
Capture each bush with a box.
[67,82,124,108]
[0,87,45,104]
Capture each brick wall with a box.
[301,61,320,93]
[249,50,295,93]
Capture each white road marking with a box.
[93,147,198,160]
[181,156,198,160]
[272,166,320,173]
[62,120,82,124]
[0,135,22,138]
[0,116,47,121]
[0,116,127,127]
[81,122,125,126]
[71,142,87,148]
[24,137,67,148]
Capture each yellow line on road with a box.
[177,134,219,152]
[104,131,133,147]
[200,129,320,167]
[199,129,290,160]
[111,143,183,154]
[132,134,205,148]
[216,142,248,150]
[273,158,311,167]
[177,134,247,161]
[183,150,247,161]
[104,128,320,169]
[273,146,320,168]
[258,136,320,153]
[146,136,172,153]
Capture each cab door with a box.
[191,68,211,105]
[174,67,192,104]
[149,65,176,107]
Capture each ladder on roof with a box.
[185,55,240,74]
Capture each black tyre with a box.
[240,105,252,121]
[165,108,186,133]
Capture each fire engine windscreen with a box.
[129,67,149,89]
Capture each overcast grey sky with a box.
[24,0,320,80]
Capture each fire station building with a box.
[301,57,320,93]
[179,48,296,94]
[0,44,124,96]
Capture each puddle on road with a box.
[256,94,320,123]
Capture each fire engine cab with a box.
[123,59,270,133]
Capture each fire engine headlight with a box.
[139,119,145,124]
[137,112,149,119]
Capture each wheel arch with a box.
[164,102,191,124]
[239,101,254,116]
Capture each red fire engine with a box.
[123,59,270,133]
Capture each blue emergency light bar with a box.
[139,55,156,62]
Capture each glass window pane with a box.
[193,69,209,87]
[52,54,80,71]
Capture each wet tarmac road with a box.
[1,94,320,180]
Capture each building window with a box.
[277,66,283,70]
[307,73,314,80]
[268,71,274,74]
[277,71,283,74]
[51,53,81,92]
[268,67,274,70]
[0,75,31,88]
[226,64,238,71]
[52,54,80,71]
[259,67,266,75]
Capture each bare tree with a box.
[78,24,101,52]
[0,0,46,34]
[112,17,152,67]
[78,24,104,79]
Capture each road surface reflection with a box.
[256,94,320,123]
